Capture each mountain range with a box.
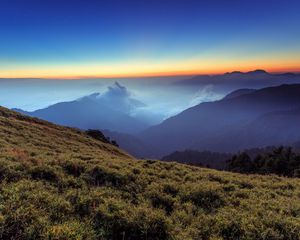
[140,84,300,157]
[176,69,300,89]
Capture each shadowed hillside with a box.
[2,107,300,239]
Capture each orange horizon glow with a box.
[1,57,299,79]
[1,67,300,80]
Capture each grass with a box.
[1,106,300,239]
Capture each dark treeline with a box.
[161,150,231,169]
[161,147,278,170]
[163,147,300,178]
[227,147,300,177]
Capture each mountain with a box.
[223,88,256,99]
[140,84,300,157]
[102,129,155,158]
[176,69,300,89]
[1,106,300,239]
[234,108,300,146]
[14,82,149,134]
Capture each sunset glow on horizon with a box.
[1,54,300,79]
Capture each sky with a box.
[0,0,300,78]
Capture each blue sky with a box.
[0,0,299,77]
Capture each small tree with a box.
[226,152,254,173]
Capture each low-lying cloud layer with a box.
[2,70,300,127]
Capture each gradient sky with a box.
[1,0,300,78]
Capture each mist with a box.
[0,76,227,125]
[2,70,300,127]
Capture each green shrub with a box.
[149,192,175,215]
[94,199,170,240]
[182,187,225,211]
[45,220,97,240]
[84,166,128,187]
[30,165,59,182]
[63,160,86,177]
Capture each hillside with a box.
[140,84,300,157]
[1,107,300,239]
[223,89,256,100]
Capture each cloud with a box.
[100,82,169,125]
[103,82,130,99]
[94,82,145,114]
[189,85,223,107]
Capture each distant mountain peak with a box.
[225,69,268,75]
[225,71,243,75]
[14,82,150,134]
[114,81,125,89]
[109,81,127,93]
[247,69,268,74]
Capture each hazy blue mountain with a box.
[140,84,300,157]
[223,88,256,99]
[176,70,300,89]
[102,130,155,158]
[14,82,149,134]
[232,108,300,148]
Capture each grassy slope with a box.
[1,106,300,239]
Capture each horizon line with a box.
[1,68,300,80]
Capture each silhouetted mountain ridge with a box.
[177,69,300,88]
